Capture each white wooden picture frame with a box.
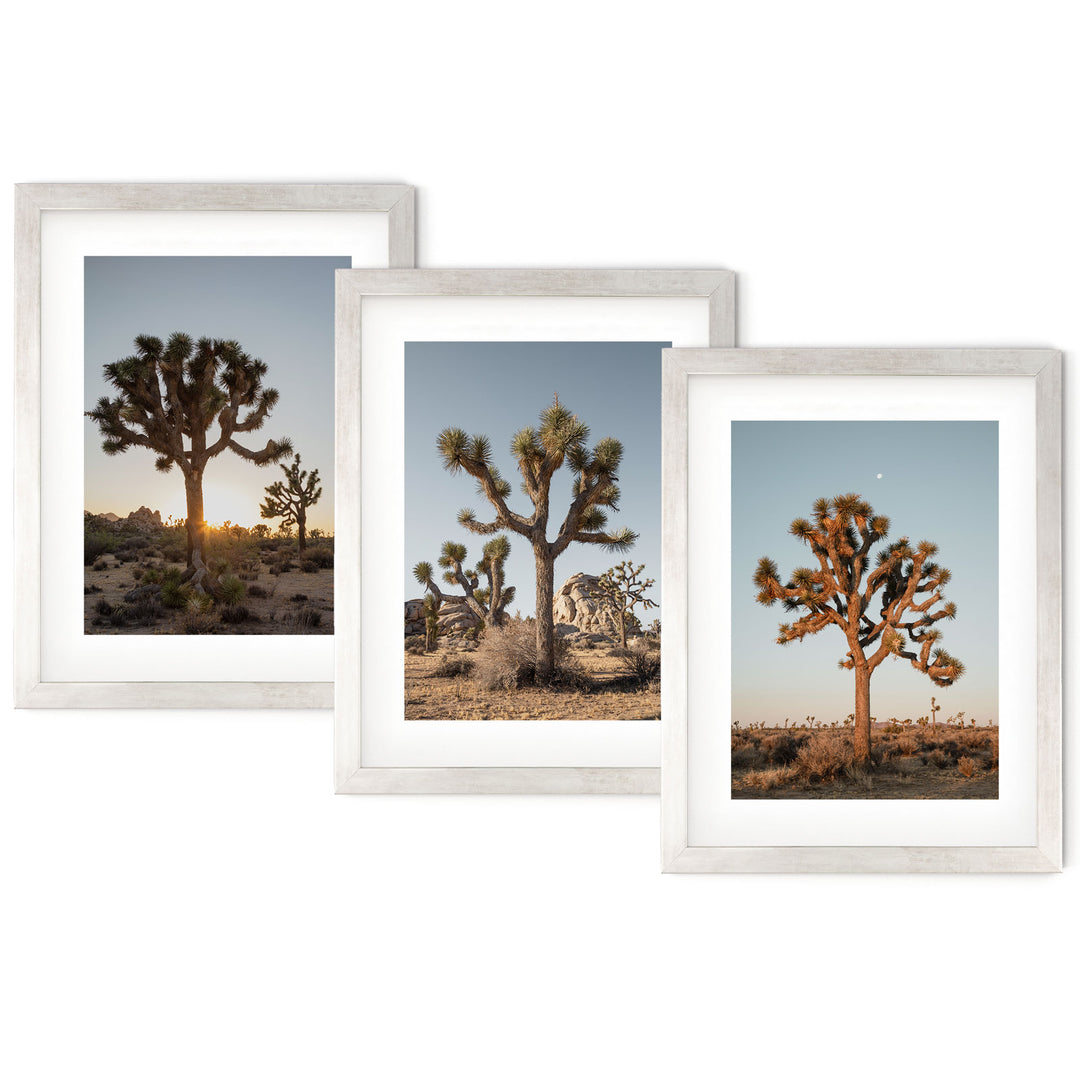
[15,182,415,709]
[661,348,1061,872]
[335,269,735,793]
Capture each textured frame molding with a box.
[14,182,415,709]
[661,348,1062,872]
[335,268,736,793]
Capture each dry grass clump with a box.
[472,618,584,690]
[957,755,978,778]
[793,732,856,783]
[291,606,322,631]
[405,636,427,655]
[432,656,475,679]
[612,641,661,687]
[747,765,797,791]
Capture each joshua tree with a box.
[931,695,941,728]
[437,397,636,679]
[596,560,658,647]
[413,536,516,632]
[753,493,964,762]
[86,333,292,592]
[260,453,323,554]
[422,593,440,653]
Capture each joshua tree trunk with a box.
[183,470,212,591]
[617,611,627,648]
[854,663,872,762]
[535,549,556,679]
[298,507,307,555]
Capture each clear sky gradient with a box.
[732,420,999,726]
[84,256,346,532]
[405,342,664,619]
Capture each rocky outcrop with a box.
[552,573,620,638]
[405,596,483,637]
[126,506,163,533]
[436,599,482,636]
[405,598,426,636]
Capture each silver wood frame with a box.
[661,348,1062,871]
[14,182,415,709]
[335,269,736,793]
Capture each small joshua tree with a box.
[86,333,292,592]
[260,454,322,555]
[423,593,440,653]
[596,560,658,647]
[413,536,516,633]
[754,493,964,762]
[437,396,636,679]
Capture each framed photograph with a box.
[335,269,735,793]
[662,348,1061,871]
[15,183,415,709]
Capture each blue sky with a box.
[732,420,999,726]
[405,342,664,619]
[84,256,346,531]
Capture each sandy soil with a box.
[84,555,333,635]
[404,642,660,721]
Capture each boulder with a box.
[436,599,482,636]
[404,598,426,636]
[552,572,621,637]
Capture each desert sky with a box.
[732,420,999,726]
[84,255,347,532]
[405,341,663,620]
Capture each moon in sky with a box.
[876,473,883,479]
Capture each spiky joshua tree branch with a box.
[85,333,293,592]
[260,454,322,555]
[412,536,517,631]
[437,395,637,678]
[753,493,964,761]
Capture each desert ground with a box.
[731,722,998,799]
[84,512,333,635]
[404,634,660,721]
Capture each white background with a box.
[1,3,1076,1078]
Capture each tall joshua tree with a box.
[259,453,323,555]
[437,397,636,679]
[86,333,292,592]
[596,560,658,647]
[413,536,516,631]
[753,493,964,762]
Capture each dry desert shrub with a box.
[794,732,855,783]
[404,636,427,655]
[433,656,475,679]
[731,745,765,771]
[613,641,661,687]
[747,765,797,791]
[472,619,583,690]
[957,755,978,778]
[762,733,800,765]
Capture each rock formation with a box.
[126,506,163,532]
[552,573,620,639]
[404,596,483,637]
